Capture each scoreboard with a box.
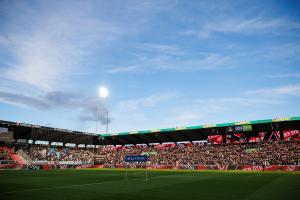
[226,125,252,132]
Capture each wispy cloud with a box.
[157,85,300,128]
[245,85,300,96]
[119,93,177,111]
[107,52,232,73]
[111,91,284,131]
[0,91,50,109]
[182,17,300,38]
[107,92,178,132]
[266,73,300,79]
[138,43,184,55]
[0,2,123,92]
[262,43,300,63]
[106,65,140,74]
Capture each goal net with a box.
[124,169,148,181]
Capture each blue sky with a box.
[0,0,299,134]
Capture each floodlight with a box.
[98,86,109,98]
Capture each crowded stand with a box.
[23,146,94,164]
[2,140,297,168]
[95,141,300,167]
[0,146,18,164]
[0,148,12,161]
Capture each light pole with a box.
[96,86,109,134]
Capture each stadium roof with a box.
[100,116,300,137]
[97,116,300,145]
[1,116,300,146]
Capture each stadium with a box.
[1,117,300,199]
[1,0,300,200]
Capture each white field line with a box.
[149,173,192,179]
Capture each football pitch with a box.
[0,169,299,200]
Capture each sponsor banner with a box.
[196,165,300,171]
[125,155,148,163]
[46,164,300,171]
[242,165,300,171]
[1,164,299,171]
[264,165,300,171]
[89,165,104,169]
[283,130,300,141]
[33,160,48,165]
[0,164,26,169]
[242,125,252,131]
[59,161,83,165]
[208,135,223,144]
[242,165,263,171]
[178,165,197,170]
[33,161,83,165]
[259,132,267,141]
[96,164,300,171]
[248,137,261,143]
[232,134,245,144]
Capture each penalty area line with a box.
[2,180,123,194]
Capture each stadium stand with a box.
[95,141,300,166]
[0,117,300,171]
[0,147,12,161]
[1,141,298,169]
[23,145,94,164]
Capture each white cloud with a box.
[106,65,140,74]
[107,92,178,132]
[119,93,177,111]
[183,18,300,38]
[245,85,300,96]
[139,43,184,55]
[0,9,123,92]
[107,53,232,73]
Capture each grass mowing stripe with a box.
[1,170,299,200]
[2,179,123,194]
[3,172,216,194]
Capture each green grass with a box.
[0,169,299,200]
